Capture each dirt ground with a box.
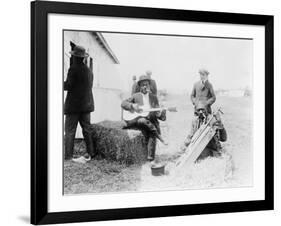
[64,95,253,194]
[139,94,253,191]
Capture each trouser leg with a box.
[136,117,160,139]
[184,116,198,147]
[147,137,157,160]
[64,114,79,160]
[79,112,95,157]
[136,117,158,160]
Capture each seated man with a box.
[121,75,167,161]
[181,101,227,159]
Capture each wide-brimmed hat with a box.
[69,45,89,58]
[137,75,151,86]
[199,68,209,76]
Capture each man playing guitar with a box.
[121,75,167,161]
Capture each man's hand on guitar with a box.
[156,110,165,118]
[155,111,161,117]
[131,103,143,113]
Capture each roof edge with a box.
[94,32,120,64]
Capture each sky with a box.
[103,32,253,94]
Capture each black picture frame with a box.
[31,0,274,225]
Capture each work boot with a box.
[147,137,156,161]
[147,156,154,161]
[83,153,91,162]
[72,156,87,164]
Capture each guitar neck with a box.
[142,107,168,113]
[122,106,176,121]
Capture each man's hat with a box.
[199,68,209,76]
[69,45,89,58]
[137,75,151,86]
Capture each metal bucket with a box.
[151,163,165,176]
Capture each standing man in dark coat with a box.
[64,45,95,163]
[121,75,167,161]
[131,75,137,95]
[190,69,216,114]
[146,70,157,95]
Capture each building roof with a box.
[92,32,120,64]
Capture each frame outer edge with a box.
[31,1,49,224]
[30,1,35,224]
[264,16,274,210]
[30,1,274,224]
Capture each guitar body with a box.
[122,106,177,121]
[122,110,150,121]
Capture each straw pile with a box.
[89,120,147,164]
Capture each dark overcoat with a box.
[64,62,94,114]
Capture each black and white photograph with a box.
[63,30,253,194]
[0,0,277,225]
[28,1,273,224]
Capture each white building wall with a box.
[63,31,123,138]
[217,89,245,97]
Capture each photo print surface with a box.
[63,30,253,195]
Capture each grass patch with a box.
[64,159,142,194]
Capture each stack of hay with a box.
[90,120,147,164]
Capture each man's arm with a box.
[213,111,227,142]
[151,80,157,95]
[158,110,166,121]
[206,82,216,105]
[218,126,227,142]
[121,96,136,112]
[64,68,75,91]
[89,70,94,88]
[152,95,166,121]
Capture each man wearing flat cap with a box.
[64,45,95,163]
[190,69,216,114]
[121,75,167,161]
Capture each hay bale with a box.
[90,120,147,164]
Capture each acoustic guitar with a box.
[122,106,177,121]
